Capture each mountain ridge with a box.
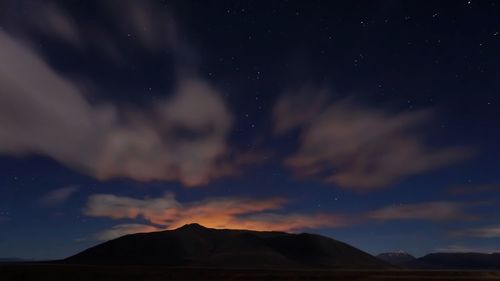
[404,252,500,269]
[64,223,390,269]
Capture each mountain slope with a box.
[405,253,500,269]
[377,252,416,265]
[65,223,390,269]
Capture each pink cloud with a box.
[84,193,345,239]
[274,90,471,191]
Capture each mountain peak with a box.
[377,252,416,265]
[177,223,207,230]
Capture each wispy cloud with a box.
[0,31,259,187]
[365,201,476,221]
[451,225,500,238]
[0,1,187,61]
[434,245,500,254]
[84,192,345,240]
[104,0,182,52]
[274,89,471,191]
[39,185,79,206]
[29,2,82,47]
[95,224,163,241]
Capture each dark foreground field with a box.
[2,264,500,281]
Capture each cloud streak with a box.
[84,193,345,240]
[87,196,484,240]
[0,1,187,62]
[434,245,500,254]
[365,201,475,221]
[95,224,163,241]
[39,186,79,206]
[29,2,82,47]
[451,225,500,238]
[274,89,470,191]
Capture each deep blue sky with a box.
[0,0,499,260]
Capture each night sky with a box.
[0,0,499,260]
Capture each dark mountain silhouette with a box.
[404,252,500,269]
[377,252,416,265]
[65,223,390,269]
